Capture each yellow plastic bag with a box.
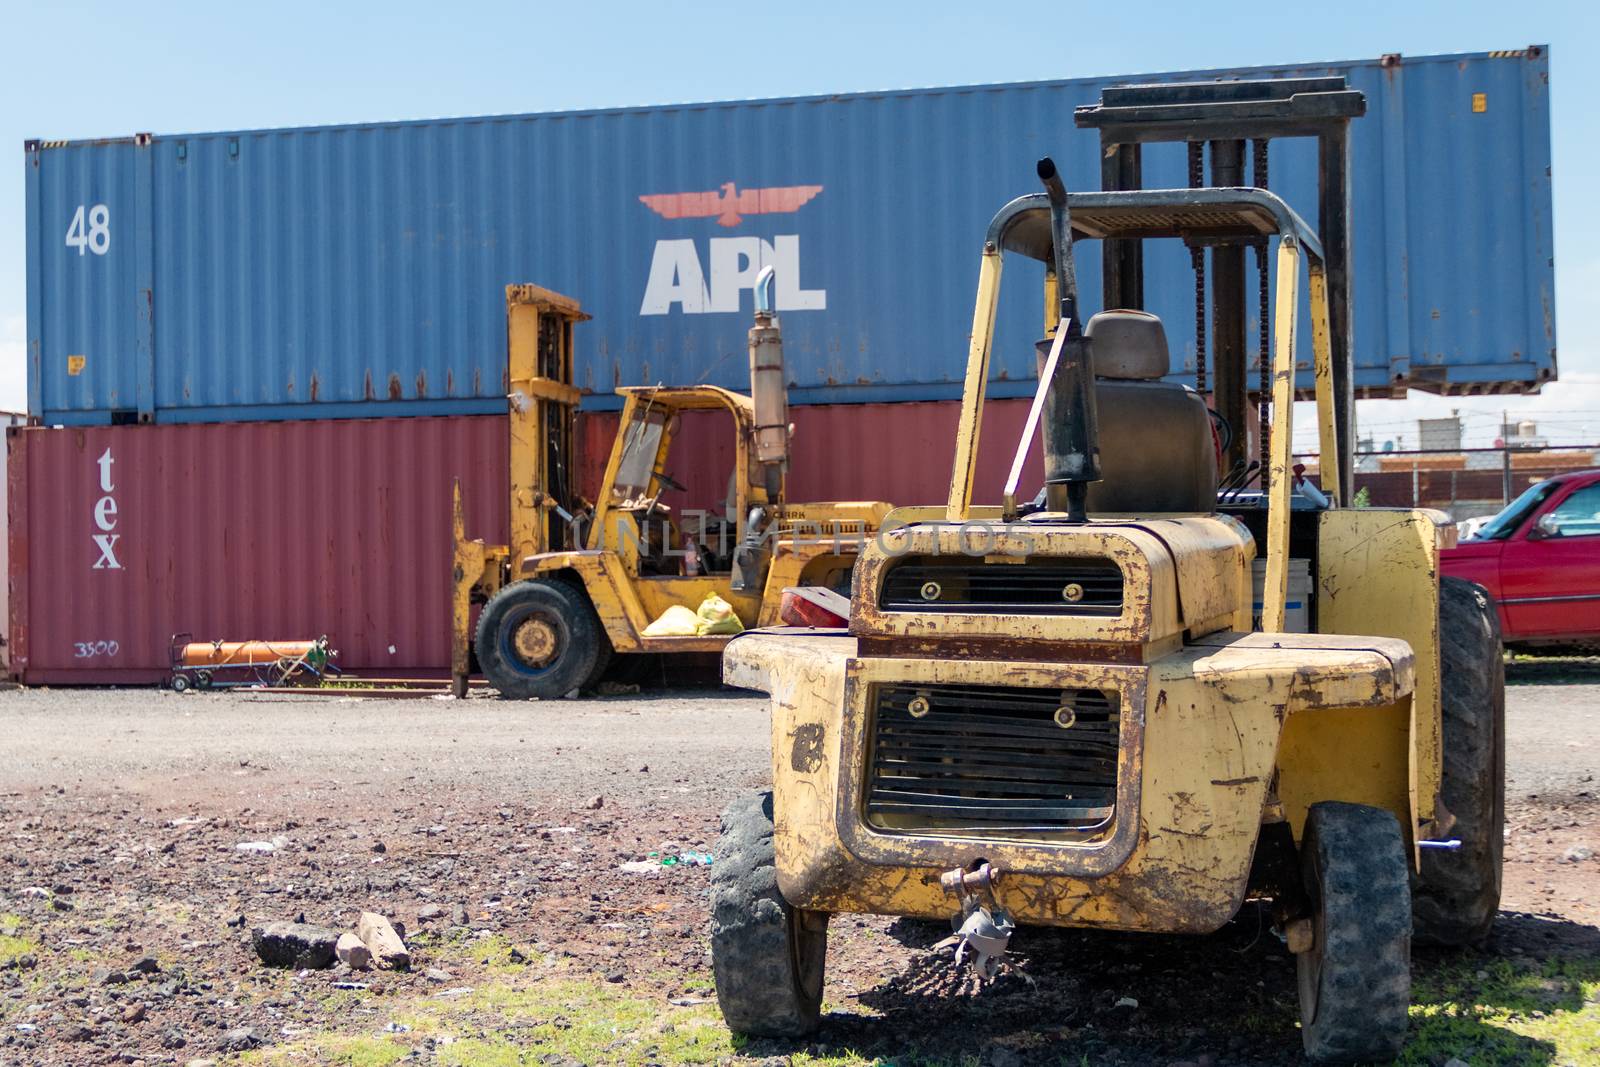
[641,604,700,637]
[695,593,744,636]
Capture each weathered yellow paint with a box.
[853,516,1253,653]
[1261,240,1300,634]
[452,288,588,695]
[727,621,1413,932]
[1313,508,1450,852]
[946,250,1003,522]
[1308,265,1341,504]
[506,285,587,563]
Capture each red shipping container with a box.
[7,401,1046,685]
[7,417,509,685]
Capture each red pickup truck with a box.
[1441,469,1600,652]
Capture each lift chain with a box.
[1253,139,1271,491]
[1188,141,1207,396]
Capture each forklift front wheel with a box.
[475,580,604,700]
[1296,801,1412,1064]
[710,791,828,1038]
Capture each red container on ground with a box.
[7,417,508,685]
[8,401,1043,685]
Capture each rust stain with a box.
[364,370,375,401]
[388,374,403,401]
[309,373,320,402]
[415,370,428,398]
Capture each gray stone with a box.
[219,1027,264,1052]
[250,921,342,969]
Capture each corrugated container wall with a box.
[7,418,508,683]
[25,48,1554,425]
[7,401,1086,684]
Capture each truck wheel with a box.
[1414,576,1505,946]
[475,580,604,700]
[710,791,827,1038]
[1296,801,1411,1064]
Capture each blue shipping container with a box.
[25,47,1555,425]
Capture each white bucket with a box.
[1251,558,1313,633]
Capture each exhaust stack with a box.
[748,266,790,499]
[1035,157,1101,521]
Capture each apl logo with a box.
[638,181,826,315]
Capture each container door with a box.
[27,139,151,424]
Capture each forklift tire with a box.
[475,580,604,700]
[1414,576,1505,946]
[710,791,827,1038]
[169,674,190,693]
[1296,802,1411,1064]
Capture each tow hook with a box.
[938,863,1014,978]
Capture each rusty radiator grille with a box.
[878,556,1124,615]
[865,684,1120,834]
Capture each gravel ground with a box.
[0,663,1596,1066]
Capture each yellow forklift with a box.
[709,79,1503,1063]
[451,275,890,699]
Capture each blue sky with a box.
[3,0,1595,444]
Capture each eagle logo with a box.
[639,181,824,228]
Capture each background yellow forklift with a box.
[710,79,1503,1064]
[451,274,889,699]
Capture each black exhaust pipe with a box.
[1034,157,1101,521]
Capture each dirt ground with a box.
[1,660,1597,1067]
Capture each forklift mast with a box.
[504,284,590,559]
[1075,77,1365,497]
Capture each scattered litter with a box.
[14,1024,38,1033]
[383,1022,411,1034]
[668,997,708,1006]
[331,982,369,991]
[235,836,288,854]
[167,816,206,827]
[20,887,49,898]
[677,851,714,867]
[619,860,659,875]
[547,827,578,835]
[437,986,475,997]
[1114,996,1139,1010]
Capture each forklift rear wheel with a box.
[1296,801,1411,1064]
[710,791,828,1038]
[475,580,604,700]
[1413,576,1505,946]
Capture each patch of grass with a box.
[0,931,38,968]
[446,933,544,975]
[415,977,737,1065]
[250,1034,413,1067]
[1399,955,1600,1066]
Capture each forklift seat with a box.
[1084,310,1219,514]
[1086,309,1169,380]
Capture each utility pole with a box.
[1501,407,1512,505]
